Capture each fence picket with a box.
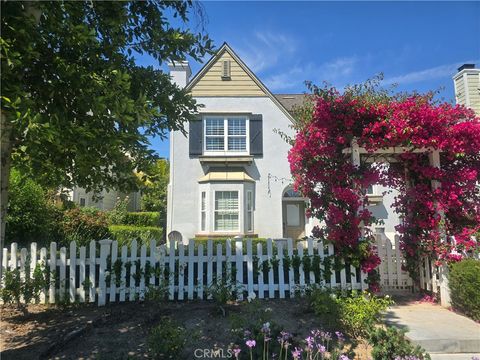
[159,245,166,292]
[246,239,254,298]
[139,244,147,300]
[79,246,86,303]
[110,241,118,303]
[120,245,127,302]
[385,235,394,288]
[98,240,111,306]
[328,243,335,287]
[307,238,315,284]
[216,243,222,283]
[49,242,57,304]
[267,239,275,298]
[10,243,17,271]
[40,247,47,303]
[59,247,66,301]
[168,239,175,300]
[187,241,194,300]
[277,241,285,299]
[89,241,96,303]
[257,243,264,299]
[287,239,295,297]
[2,247,8,278]
[178,243,185,300]
[235,240,243,300]
[30,242,37,278]
[69,241,76,303]
[394,235,403,288]
[197,244,204,299]
[149,240,156,289]
[129,240,137,302]
[226,239,232,278]
[317,241,325,287]
[206,240,213,299]
[340,262,347,289]
[297,242,305,292]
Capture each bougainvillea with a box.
[288,80,480,290]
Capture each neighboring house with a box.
[65,187,141,211]
[166,43,400,241]
[453,63,480,115]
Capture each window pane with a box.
[206,137,224,151]
[286,204,300,226]
[206,118,224,136]
[228,137,246,151]
[228,118,246,135]
[201,212,206,231]
[214,191,239,231]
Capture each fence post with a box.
[49,242,57,304]
[98,239,112,306]
[69,241,77,303]
[235,240,243,300]
[267,239,274,298]
[439,264,451,307]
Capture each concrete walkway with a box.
[385,300,480,360]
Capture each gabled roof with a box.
[274,94,306,114]
[186,42,296,122]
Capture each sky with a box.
[142,1,480,159]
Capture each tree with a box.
[0,1,214,255]
[139,158,169,216]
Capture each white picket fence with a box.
[375,233,413,291]
[1,238,368,306]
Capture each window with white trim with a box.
[204,116,248,154]
[79,197,86,207]
[201,191,206,231]
[246,190,253,232]
[214,191,239,231]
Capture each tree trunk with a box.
[1,110,13,274]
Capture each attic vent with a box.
[221,60,231,80]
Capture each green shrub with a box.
[368,326,430,360]
[309,288,393,337]
[449,258,480,321]
[120,212,161,227]
[62,207,110,246]
[109,225,163,246]
[107,196,129,225]
[148,318,187,359]
[6,169,61,246]
[1,264,50,314]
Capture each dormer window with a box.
[204,116,249,155]
[221,60,231,80]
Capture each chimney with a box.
[457,63,475,72]
[168,61,191,88]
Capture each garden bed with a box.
[0,299,372,359]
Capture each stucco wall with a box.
[167,96,401,241]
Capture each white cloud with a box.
[264,56,360,91]
[235,31,297,73]
[384,60,477,85]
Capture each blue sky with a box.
[144,1,480,158]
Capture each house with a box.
[453,63,480,115]
[65,187,141,211]
[166,43,400,241]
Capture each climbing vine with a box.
[288,78,480,290]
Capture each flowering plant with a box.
[288,79,480,288]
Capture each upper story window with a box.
[204,116,249,155]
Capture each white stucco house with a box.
[166,43,401,241]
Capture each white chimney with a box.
[168,61,191,88]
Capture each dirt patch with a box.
[1,300,371,359]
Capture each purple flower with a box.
[322,331,332,341]
[278,331,292,344]
[246,339,256,348]
[472,357,480,360]
[292,347,303,359]
[338,355,350,360]
[233,348,241,359]
[317,344,326,353]
[264,336,271,342]
[244,329,252,338]
[261,322,271,335]
[335,331,345,342]
[305,336,314,349]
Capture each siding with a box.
[466,72,480,114]
[190,52,266,97]
[454,76,466,105]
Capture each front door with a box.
[282,201,305,239]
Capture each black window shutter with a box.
[249,114,263,156]
[189,115,203,156]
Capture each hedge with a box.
[109,212,161,227]
[449,258,480,321]
[109,225,163,247]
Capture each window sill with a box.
[199,156,254,165]
[367,194,383,205]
